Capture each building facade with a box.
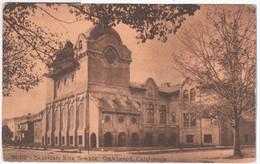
[40,25,255,148]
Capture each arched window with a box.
[71,74,75,83]
[47,111,51,131]
[172,112,176,123]
[79,40,83,50]
[69,106,74,130]
[77,104,84,129]
[183,89,189,102]
[160,105,167,124]
[64,77,67,86]
[147,87,153,97]
[147,104,154,123]
[54,109,59,130]
[190,88,196,101]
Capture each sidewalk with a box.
[4,145,255,155]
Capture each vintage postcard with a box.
[2,3,256,163]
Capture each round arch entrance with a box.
[91,133,97,148]
[131,133,139,147]
[104,132,112,147]
[144,133,153,146]
[169,133,178,146]
[118,132,126,147]
[158,134,166,146]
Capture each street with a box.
[2,146,255,163]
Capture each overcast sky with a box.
[2,4,207,119]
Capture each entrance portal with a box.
[131,133,139,147]
[91,133,97,148]
[169,133,178,146]
[144,133,153,146]
[158,134,166,146]
[118,132,126,147]
[104,132,112,147]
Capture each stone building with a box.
[40,25,255,148]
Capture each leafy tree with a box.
[3,3,200,96]
[2,125,13,143]
[173,5,256,157]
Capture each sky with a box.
[2,4,206,119]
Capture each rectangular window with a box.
[204,134,212,143]
[62,137,65,145]
[55,137,58,144]
[183,113,189,127]
[70,136,73,145]
[79,136,83,145]
[42,136,44,145]
[47,137,50,144]
[186,135,193,143]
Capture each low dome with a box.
[84,24,122,43]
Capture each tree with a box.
[173,5,256,157]
[3,3,200,96]
[2,125,13,143]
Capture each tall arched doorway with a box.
[118,132,126,147]
[158,134,166,146]
[169,133,177,146]
[131,133,139,147]
[104,132,112,147]
[91,133,96,148]
[144,133,153,146]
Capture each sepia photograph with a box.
[2,3,256,163]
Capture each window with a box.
[62,136,65,145]
[190,116,196,126]
[79,136,82,145]
[104,48,117,64]
[172,112,176,123]
[190,88,196,101]
[42,137,44,144]
[160,105,167,124]
[183,90,189,102]
[71,74,75,83]
[118,116,124,123]
[147,104,154,123]
[105,116,111,123]
[48,137,50,144]
[79,40,83,50]
[131,117,137,124]
[245,134,249,143]
[186,135,193,143]
[55,137,58,144]
[57,81,61,89]
[70,136,73,145]
[204,134,212,143]
[64,77,67,86]
[183,113,189,127]
[147,87,153,97]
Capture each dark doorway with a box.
[131,133,139,147]
[169,133,178,146]
[104,132,112,147]
[118,132,126,147]
[91,133,97,148]
[144,133,153,146]
[158,134,166,146]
